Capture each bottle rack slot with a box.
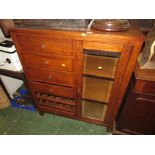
[36,92,75,106]
[39,99,75,113]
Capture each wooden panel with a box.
[74,40,83,117]
[104,44,133,128]
[10,26,144,44]
[38,105,75,118]
[21,53,74,72]
[134,80,155,95]
[16,33,73,56]
[82,76,113,103]
[30,81,74,98]
[83,41,123,52]
[134,62,155,82]
[84,54,119,79]
[117,90,155,134]
[26,69,74,87]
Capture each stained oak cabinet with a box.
[10,26,144,130]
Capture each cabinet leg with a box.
[38,110,44,116]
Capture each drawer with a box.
[38,105,76,117]
[16,34,73,56]
[134,80,155,95]
[84,54,119,79]
[21,53,74,72]
[26,69,74,87]
[30,81,74,98]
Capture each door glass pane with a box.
[82,100,107,121]
[82,49,121,121]
[83,50,120,79]
[83,76,113,103]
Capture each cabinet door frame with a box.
[78,40,136,128]
[104,44,133,127]
[104,41,143,129]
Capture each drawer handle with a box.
[44,60,49,64]
[97,66,103,70]
[48,75,52,79]
[41,44,45,48]
[49,89,53,93]
[61,64,66,67]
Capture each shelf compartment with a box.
[82,76,113,103]
[39,99,76,113]
[82,100,107,121]
[35,92,75,106]
[84,54,119,79]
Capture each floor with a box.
[0,107,110,135]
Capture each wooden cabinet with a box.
[116,63,155,134]
[10,26,144,130]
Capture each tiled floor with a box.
[0,107,110,135]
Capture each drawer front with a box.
[142,81,155,95]
[26,69,74,87]
[16,34,73,56]
[134,80,155,95]
[21,53,74,72]
[30,81,74,98]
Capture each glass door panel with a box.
[82,49,121,121]
[82,100,107,121]
[83,76,113,103]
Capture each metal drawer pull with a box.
[61,64,66,67]
[41,44,45,48]
[97,66,103,70]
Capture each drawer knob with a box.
[41,44,45,48]
[97,66,103,70]
[48,75,52,79]
[49,89,53,93]
[61,64,66,67]
[44,60,49,64]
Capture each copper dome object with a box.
[91,19,130,32]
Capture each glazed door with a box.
[78,41,132,126]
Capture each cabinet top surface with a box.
[9,24,144,43]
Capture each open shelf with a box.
[82,76,113,103]
[82,100,107,121]
[35,92,75,106]
[35,93,76,113]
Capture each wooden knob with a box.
[44,60,49,64]
[49,89,53,93]
[48,75,52,79]
[41,44,45,48]
[97,66,102,70]
[61,64,66,67]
